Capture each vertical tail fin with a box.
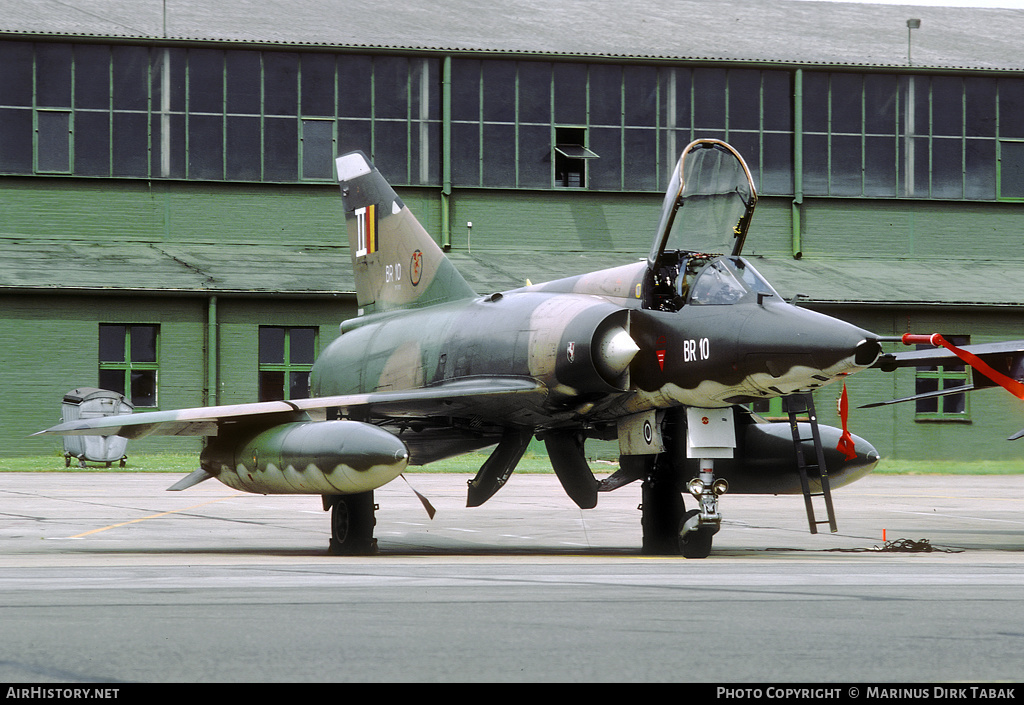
[335,152,476,314]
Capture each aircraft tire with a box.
[328,492,378,556]
[640,469,686,555]
[679,509,714,559]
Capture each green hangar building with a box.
[2,0,1023,461]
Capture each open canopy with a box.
[649,139,758,264]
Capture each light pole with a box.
[907,18,921,66]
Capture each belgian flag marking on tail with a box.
[355,204,377,258]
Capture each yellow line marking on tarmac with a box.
[69,495,243,539]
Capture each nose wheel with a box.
[640,456,722,558]
[680,459,726,558]
[638,432,730,558]
[679,509,716,558]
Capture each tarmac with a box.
[2,471,1024,683]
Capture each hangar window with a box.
[914,335,970,421]
[554,127,598,188]
[301,119,336,180]
[802,72,1001,200]
[998,140,1024,199]
[259,326,318,401]
[0,41,444,186]
[36,109,72,173]
[448,60,791,194]
[98,324,159,408]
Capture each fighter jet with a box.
[38,139,1020,557]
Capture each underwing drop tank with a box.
[202,420,409,495]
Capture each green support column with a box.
[207,295,218,406]
[792,68,804,260]
[441,55,453,250]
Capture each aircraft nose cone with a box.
[854,338,882,367]
[740,304,879,394]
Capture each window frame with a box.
[997,138,1024,200]
[35,108,73,174]
[801,71,1007,201]
[914,334,971,422]
[553,125,597,188]
[97,323,160,408]
[3,38,1021,201]
[300,117,337,181]
[258,325,319,402]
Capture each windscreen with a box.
[688,257,778,306]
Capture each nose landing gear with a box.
[639,456,724,559]
[639,408,735,558]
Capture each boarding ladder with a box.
[784,392,837,534]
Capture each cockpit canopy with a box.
[645,255,778,312]
[643,140,765,312]
[649,140,758,264]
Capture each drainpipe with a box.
[207,295,218,406]
[441,55,453,250]
[792,68,804,260]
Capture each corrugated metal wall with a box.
[0,177,344,245]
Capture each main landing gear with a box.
[639,455,723,558]
[323,491,378,555]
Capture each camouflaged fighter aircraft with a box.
[40,139,1024,557]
